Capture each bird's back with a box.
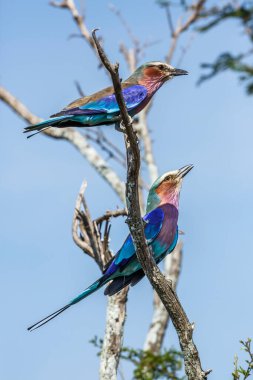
[51,82,134,117]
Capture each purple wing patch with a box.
[61,85,147,116]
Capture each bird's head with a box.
[146,165,193,213]
[128,61,188,91]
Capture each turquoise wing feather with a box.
[105,207,165,275]
[62,85,147,115]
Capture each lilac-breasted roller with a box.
[28,165,193,331]
[24,62,187,138]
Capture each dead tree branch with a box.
[50,0,96,50]
[99,287,128,380]
[92,29,210,380]
[72,180,126,269]
[83,129,126,167]
[0,86,125,202]
[144,241,183,353]
[138,110,159,183]
[72,180,94,257]
[166,0,206,63]
[72,180,129,380]
[95,208,127,225]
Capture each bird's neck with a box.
[127,72,164,96]
[146,187,180,213]
[139,76,164,96]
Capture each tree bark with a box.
[99,288,128,380]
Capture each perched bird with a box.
[28,164,193,331]
[24,62,188,138]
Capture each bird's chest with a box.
[130,95,151,115]
[151,222,178,259]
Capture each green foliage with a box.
[198,52,253,94]
[198,3,253,38]
[232,339,253,380]
[90,336,184,379]
[197,2,253,94]
[120,346,185,380]
[92,336,253,379]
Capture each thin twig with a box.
[50,0,96,49]
[95,208,127,225]
[166,2,175,36]
[109,4,140,50]
[72,180,94,257]
[166,0,206,63]
[83,130,126,167]
[74,80,85,97]
[138,110,159,183]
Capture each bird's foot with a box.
[115,122,127,134]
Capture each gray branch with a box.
[72,179,129,380]
[144,241,183,353]
[99,288,128,380]
[166,0,206,63]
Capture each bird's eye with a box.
[166,175,171,181]
[158,64,164,70]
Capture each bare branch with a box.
[110,4,159,72]
[74,80,85,97]
[71,180,128,379]
[109,4,140,50]
[166,0,206,63]
[100,288,128,380]
[165,2,175,36]
[84,129,126,167]
[72,180,104,268]
[95,208,127,225]
[92,29,209,380]
[50,0,96,49]
[0,86,125,202]
[176,32,196,67]
[119,43,137,73]
[72,180,94,257]
[138,110,159,183]
[144,241,183,353]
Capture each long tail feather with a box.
[23,116,69,138]
[27,275,108,331]
[26,126,52,139]
[27,305,70,331]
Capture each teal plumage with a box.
[28,165,193,331]
[24,62,187,138]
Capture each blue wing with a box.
[104,207,165,276]
[62,85,147,116]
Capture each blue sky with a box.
[1,1,253,379]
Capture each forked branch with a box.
[166,0,206,63]
[71,179,129,380]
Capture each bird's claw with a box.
[115,122,127,134]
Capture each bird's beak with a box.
[177,164,194,178]
[172,68,188,76]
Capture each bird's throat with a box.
[146,187,180,213]
[139,76,164,96]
